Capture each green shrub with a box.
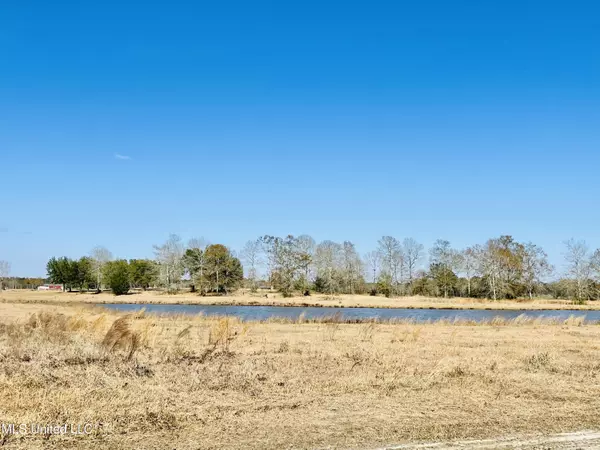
[103,260,131,296]
[376,273,393,298]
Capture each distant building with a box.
[37,284,64,291]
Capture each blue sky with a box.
[1,0,599,276]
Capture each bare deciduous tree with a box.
[259,235,302,296]
[90,246,113,292]
[429,239,461,298]
[522,242,553,299]
[341,241,363,294]
[295,234,316,292]
[474,240,506,301]
[403,238,424,282]
[364,251,381,284]
[260,236,280,290]
[0,260,10,290]
[188,237,209,252]
[154,234,185,291]
[241,239,263,292]
[377,236,403,294]
[460,247,478,297]
[315,240,343,297]
[472,236,526,300]
[591,249,600,290]
[564,239,593,302]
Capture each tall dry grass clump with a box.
[101,316,140,360]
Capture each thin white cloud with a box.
[114,153,132,160]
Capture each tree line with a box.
[3,234,600,302]
[0,277,46,290]
[242,235,600,303]
[43,238,243,295]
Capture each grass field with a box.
[1,289,598,310]
[1,300,600,449]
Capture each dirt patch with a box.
[383,431,600,449]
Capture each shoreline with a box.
[1,290,599,311]
[94,299,600,312]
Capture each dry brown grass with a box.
[2,289,599,311]
[1,302,600,449]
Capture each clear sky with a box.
[1,0,599,276]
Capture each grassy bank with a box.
[1,289,598,311]
[1,302,600,449]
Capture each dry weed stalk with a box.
[208,317,238,352]
[323,322,340,341]
[359,322,378,342]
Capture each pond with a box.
[99,303,600,323]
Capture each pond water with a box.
[99,303,600,323]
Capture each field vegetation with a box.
[1,302,600,449]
